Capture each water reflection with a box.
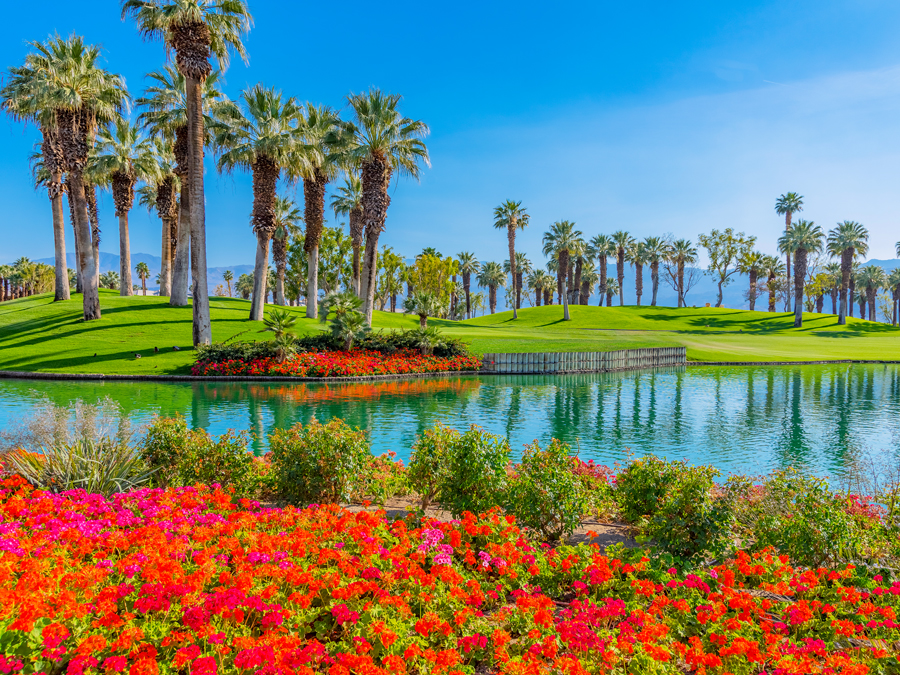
[0,364,899,478]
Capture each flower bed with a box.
[1,476,898,674]
[191,350,483,378]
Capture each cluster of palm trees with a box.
[0,258,57,301]
[2,0,429,345]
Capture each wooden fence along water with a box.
[480,347,687,374]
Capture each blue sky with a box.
[3,0,900,268]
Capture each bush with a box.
[506,439,588,541]
[407,423,510,517]
[365,452,410,505]
[572,459,617,519]
[140,416,259,498]
[4,439,154,497]
[617,456,732,561]
[268,418,371,505]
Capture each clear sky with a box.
[3,0,900,268]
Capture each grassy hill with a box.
[1,291,898,375]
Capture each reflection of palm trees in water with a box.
[776,369,811,470]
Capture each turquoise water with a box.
[1,364,899,478]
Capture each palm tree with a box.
[92,119,156,297]
[271,195,303,306]
[136,66,230,306]
[857,265,886,322]
[213,85,301,321]
[587,234,615,307]
[403,291,445,328]
[569,238,586,305]
[778,219,824,327]
[338,89,430,326]
[526,269,547,307]
[580,260,600,305]
[605,278,620,307]
[457,252,480,319]
[854,286,868,320]
[135,140,179,297]
[1,63,71,302]
[476,261,506,315]
[775,192,804,311]
[610,231,634,306]
[123,0,252,345]
[135,261,150,295]
[736,250,765,311]
[641,236,669,307]
[888,268,900,326]
[99,271,121,290]
[627,241,648,307]
[760,255,785,313]
[235,273,253,299]
[668,239,698,308]
[503,252,532,310]
[492,200,529,319]
[222,269,234,297]
[822,261,841,315]
[826,221,869,325]
[13,36,127,320]
[542,221,583,321]
[330,173,363,295]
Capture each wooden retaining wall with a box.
[480,347,687,374]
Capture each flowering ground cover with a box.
[1,476,898,675]
[191,350,482,378]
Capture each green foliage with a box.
[5,440,154,497]
[268,418,371,505]
[407,423,510,517]
[195,340,279,365]
[615,455,680,524]
[140,416,259,498]
[506,439,588,541]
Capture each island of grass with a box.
[1,289,899,376]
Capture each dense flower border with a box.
[0,476,898,674]
[191,350,483,378]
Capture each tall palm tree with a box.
[504,252,532,310]
[123,0,252,345]
[331,173,363,295]
[627,241,648,307]
[271,195,303,306]
[542,221,583,321]
[760,255,785,313]
[338,89,429,326]
[888,268,900,326]
[222,269,234,297]
[136,66,230,306]
[457,252,480,319]
[778,219,824,327]
[92,119,156,296]
[135,139,180,297]
[668,239,698,308]
[213,84,301,321]
[641,236,669,307]
[135,261,150,295]
[587,234,614,307]
[857,265,886,322]
[610,231,634,306]
[775,192,804,311]
[736,250,765,311]
[1,62,70,302]
[826,221,869,325]
[285,104,342,318]
[476,261,505,315]
[493,200,529,319]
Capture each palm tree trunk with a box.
[677,261,685,308]
[650,261,659,306]
[50,178,69,302]
[544,288,551,306]
[516,272,523,309]
[748,269,758,311]
[276,262,286,306]
[360,155,392,326]
[507,225,517,319]
[118,212,133,296]
[768,274,776,312]
[617,249,625,306]
[69,170,101,320]
[463,273,471,319]
[598,258,607,304]
[859,296,867,320]
[635,263,643,307]
[849,276,856,318]
[838,250,851,325]
[87,186,100,288]
[170,179,191,306]
[535,287,541,306]
[830,289,837,315]
[306,245,319,318]
[793,249,806,327]
[785,212,792,312]
[159,215,172,297]
[867,288,877,321]
[556,268,563,305]
[361,231,380,325]
[186,76,211,345]
[573,258,583,305]
[561,251,571,321]
[66,184,83,295]
[489,286,497,314]
[250,232,271,321]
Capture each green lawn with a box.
[1,291,898,375]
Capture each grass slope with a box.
[1,291,898,375]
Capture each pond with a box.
[1,364,899,478]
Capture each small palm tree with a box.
[331,173,364,295]
[775,192,804,311]
[213,85,301,321]
[542,221,583,320]
[477,262,506,315]
[587,234,615,307]
[271,195,303,306]
[580,260,600,305]
[857,265,887,322]
[457,252,480,319]
[605,278,620,307]
[627,241,649,307]
[668,239,698,308]
[493,200,529,319]
[222,270,234,297]
[610,231,635,306]
[641,236,670,307]
[821,262,841,314]
[135,262,150,295]
[778,219,824,327]
[403,291,445,328]
[261,308,297,363]
[235,273,253,299]
[100,271,121,290]
[736,250,765,311]
[319,291,369,350]
[826,221,869,325]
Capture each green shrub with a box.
[268,418,371,505]
[617,456,732,561]
[140,416,259,498]
[195,340,280,365]
[5,440,154,497]
[506,439,588,541]
[407,423,510,517]
[365,452,410,505]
